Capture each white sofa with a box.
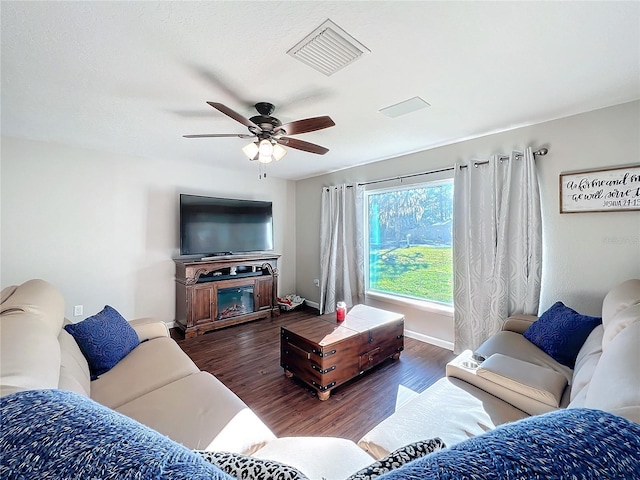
[0,279,277,454]
[2,278,638,478]
[358,278,640,459]
[0,279,375,479]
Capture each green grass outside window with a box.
[369,245,453,305]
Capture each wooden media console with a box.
[174,254,280,338]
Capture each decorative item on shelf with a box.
[277,294,305,311]
[336,301,347,322]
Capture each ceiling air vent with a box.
[287,19,370,76]
[379,97,431,118]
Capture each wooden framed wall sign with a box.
[560,165,640,213]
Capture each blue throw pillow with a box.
[65,305,140,379]
[1,389,232,480]
[523,301,601,368]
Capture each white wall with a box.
[3,102,638,339]
[295,101,640,346]
[0,136,296,322]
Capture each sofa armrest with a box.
[476,353,568,410]
[502,314,538,334]
[129,317,169,342]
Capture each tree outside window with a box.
[366,179,453,305]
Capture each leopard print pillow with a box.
[346,438,446,480]
[194,450,309,480]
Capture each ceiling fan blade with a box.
[190,65,253,108]
[183,133,255,139]
[279,116,335,135]
[278,137,329,155]
[207,102,258,129]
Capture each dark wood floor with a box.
[172,307,455,443]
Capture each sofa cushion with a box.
[474,330,573,382]
[65,305,140,379]
[523,301,601,368]
[116,371,276,455]
[252,437,376,480]
[569,324,603,403]
[0,314,61,396]
[567,382,589,409]
[501,314,537,334]
[375,408,640,479]
[358,377,529,459]
[91,336,199,409]
[603,303,640,350]
[58,328,91,396]
[0,285,17,304]
[128,317,170,341]
[602,278,640,350]
[581,321,640,423]
[447,351,569,416]
[194,450,309,480]
[476,354,567,409]
[602,278,640,336]
[346,438,446,480]
[0,389,232,480]
[0,279,65,335]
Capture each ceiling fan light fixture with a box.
[244,140,286,164]
[242,141,259,160]
[186,101,333,171]
[259,139,274,157]
[272,143,287,161]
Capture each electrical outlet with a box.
[73,305,83,317]
[313,279,320,287]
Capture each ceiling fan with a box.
[183,102,335,163]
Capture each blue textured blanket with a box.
[3,390,639,479]
[1,389,232,480]
[377,408,640,479]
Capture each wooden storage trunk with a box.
[280,305,404,400]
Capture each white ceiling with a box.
[2,1,639,181]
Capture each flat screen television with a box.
[180,194,273,256]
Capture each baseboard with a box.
[167,308,451,352]
[168,301,321,330]
[405,329,454,351]
[299,303,452,352]
[304,299,320,310]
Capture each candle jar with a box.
[336,302,347,322]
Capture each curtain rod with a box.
[355,147,549,187]
[462,147,549,170]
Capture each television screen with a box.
[180,194,273,256]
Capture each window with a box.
[365,178,454,306]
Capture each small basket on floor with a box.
[278,294,305,311]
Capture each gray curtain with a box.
[453,148,542,353]
[319,184,365,314]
